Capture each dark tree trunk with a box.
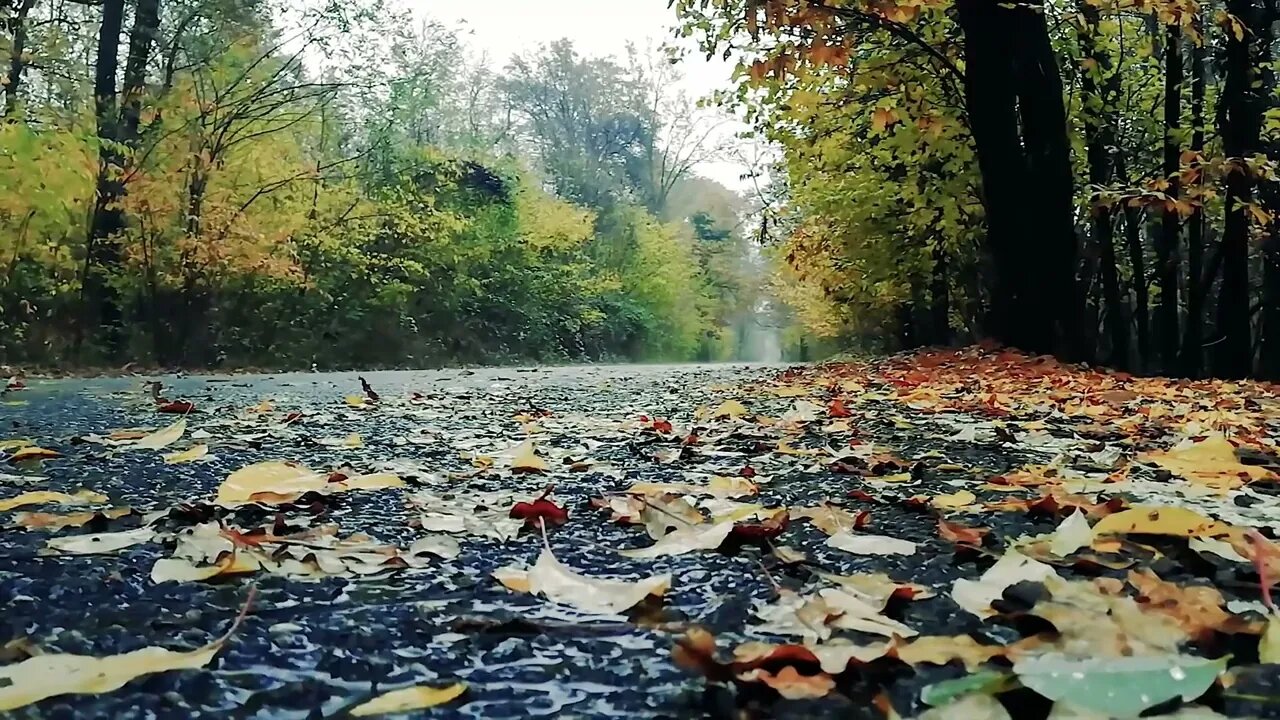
[1264,238,1280,378]
[120,0,161,144]
[81,0,127,359]
[2,0,35,117]
[956,0,1085,360]
[1078,1,1128,369]
[930,241,951,345]
[1182,27,1207,377]
[1157,26,1183,373]
[1215,0,1265,378]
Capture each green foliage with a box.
[0,2,758,368]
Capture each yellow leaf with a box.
[339,473,403,491]
[712,399,750,419]
[345,395,369,407]
[0,637,225,710]
[0,489,108,511]
[133,418,186,451]
[1261,614,1280,664]
[1092,505,1236,539]
[214,461,327,507]
[932,490,977,509]
[509,441,550,474]
[0,438,32,451]
[1139,434,1274,489]
[164,444,209,465]
[350,683,467,716]
[8,446,61,462]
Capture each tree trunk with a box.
[1264,238,1280,378]
[930,241,950,345]
[120,0,161,145]
[81,0,127,360]
[2,0,35,117]
[1215,0,1265,378]
[1078,1,1128,369]
[1181,27,1207,377]
[956,0,1084,359]
[1157,25,1183,373]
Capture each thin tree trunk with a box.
[1158,25,1183,372]
[1079,1,1128,369]
[2,0,35,117]
[1182,25,1207,377]
[930,241,950,345]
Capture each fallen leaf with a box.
[494,546,670,615]
[620,520,735,558]
[1091,506,1235,539]
[43,527,155,555]
[0,489,108,512]
[1125,569,1244,638]
[349,683,466,716]
[896,635,1008,670]
[933,489,977,510]
[11,507,132,530]
[163,444,209,464]
[133,418,186,450]
[1014,652,1226,717]
[156,400,196,414]
[509,441,550,474]
[952,552,1059,618]
[8,446,61,463]
[828,532,916,556]
[921,670,1011,707]
[1049,510,1094,557]
[0,597,247,710]
[1261,613,1280,663]
[737,666,835,699]
[1140,433,1275,488]
[793,504,868,535]
[938,519,989,545]
[215,461,327,506]
[711,399,749,419]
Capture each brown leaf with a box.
[937,518,990,546]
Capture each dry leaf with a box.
[495,546,670,615]
[895,635,1008,670]
[509,441,550,474]
[711,399,749,419]
[8,446,61,463]
[164,444,209,464]
[737,666,835,699]
[793,504,867,535]
[938,519,990,545]
[1049,510,1095,557]
[619,520,734,558]
[1091,506,1236,539]
[44,527,155,555]
[828,532,916,556]
[215,461,327,506]
[133,418,187,451]
[932,489,977,510]
[349,683,466,716]
[952,552,1059,618]
[0,489,108,512]
[1140,434,1275,489]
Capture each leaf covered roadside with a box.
[2,351,1280,718]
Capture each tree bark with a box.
[1215,0,1265,378]
[955,0,1085,359]
[2,0,35,118]
[1181,25,1207,377]
[1157,26,1182,373]
[930,241,950,345]
[81,0,127,359]
[1078,1,1128,369]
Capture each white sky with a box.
[412,0,751,191]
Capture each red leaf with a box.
[848,489,877,503]
[5,376,26,391]
[828,398,852,418]
[740,465,757,478]
[510,496,569,527]
[157,400,196,414]
[727,511,789,545]
[937,518,990,545]
[652,418,673,434]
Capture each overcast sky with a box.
[413,0,751,190]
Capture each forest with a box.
[0,0,771,368]
[676,0,1280,380]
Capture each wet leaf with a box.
[921,670,1011,706]
[932,489,977,510]
[0,489,108,511]
[828,532,916,556]
[1140,433,1275,488]
[133,418,186,450]
[509,440,550,474]
[8,446,61,463]
[1014,652,1226,717]
[349,683,466,716]
[952,552,1058,618]
[620,520,734,558]
[163,444,209,464]
[1092,506,1235,539]
[43,527,155,555]
[494,546,670,615]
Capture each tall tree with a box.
[1181,15,1207,377]
[1157,24,1182,372]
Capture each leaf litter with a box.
[4,348,1280,716]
